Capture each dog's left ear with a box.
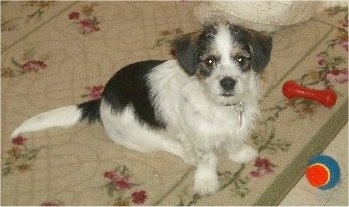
[171,34,198,76]
[247,30,273,73]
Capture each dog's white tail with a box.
[11,100,101,138]
[11,105,81,138]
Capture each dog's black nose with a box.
[220,77,236,91]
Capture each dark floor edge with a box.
[254,98,348,206]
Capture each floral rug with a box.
[1,2,348,206]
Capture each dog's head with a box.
[172,23,272,106]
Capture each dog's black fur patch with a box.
[172,35,198,76]
[102,60,167,130]
[196,25,218,57]
[78,99,101,123]
[247,33,272,72]
[228,24,272,73]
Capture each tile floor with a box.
[280,122,348,206]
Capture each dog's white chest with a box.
[178,91,246,147]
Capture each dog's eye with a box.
[204,57,216,67]
[235,56,247,65]
[234,55,251,71]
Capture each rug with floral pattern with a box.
[1,2,348,206]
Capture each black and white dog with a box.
[12,22,272,195]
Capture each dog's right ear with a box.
[246,30,272,73]
[171,34,198,76]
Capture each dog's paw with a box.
[193,169,219,195]
[229,144,258,164]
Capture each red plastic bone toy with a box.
[282,80,337,108]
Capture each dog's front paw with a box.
[229,144,258,164]
[193,169,219,195]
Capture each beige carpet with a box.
[1,2,348,206]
